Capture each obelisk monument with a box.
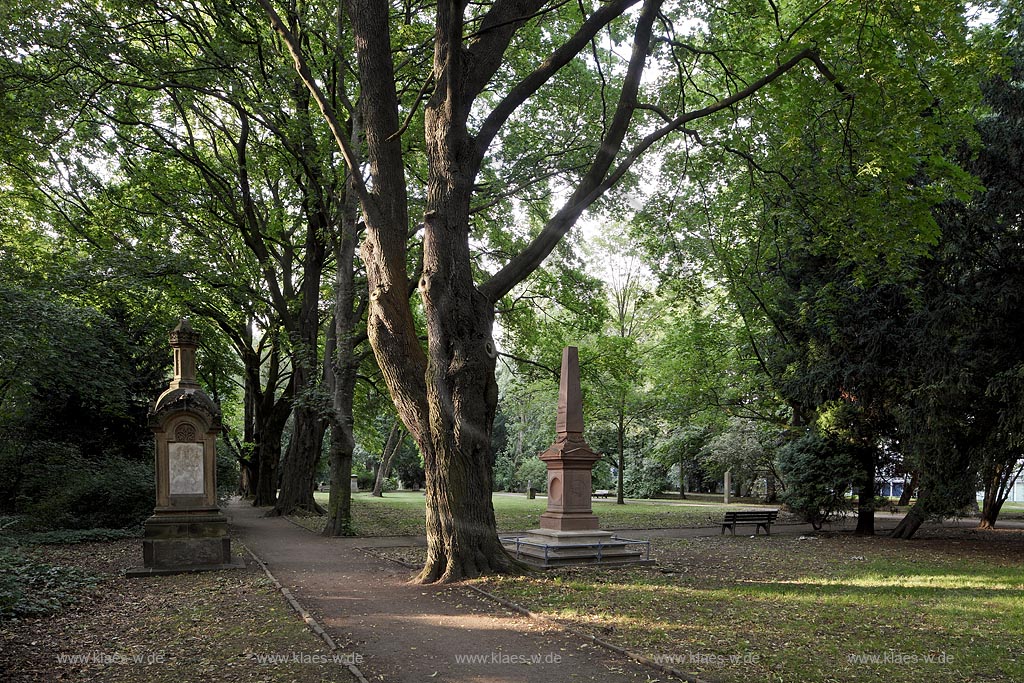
[501,346,650,567]
[538,346,601,531]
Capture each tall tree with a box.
[263,0,987,580]
[1,0,371,518]
[893,26,1024,536]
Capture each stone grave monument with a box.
[128,318,243,576]
[501,347,651,567]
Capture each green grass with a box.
[1000,501,1024,516]
[294,491,781,536]
[476,533,1024,683]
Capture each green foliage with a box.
[352,459,375,491]
[622,459,670,499]
[493,372,556,492]
[24,456,153,531]
[216,441,239,503]
[778,430,858,529]
[0,528,139,546]
[0,548,99,620]
[513,458,548,493]
[700,418,775,482]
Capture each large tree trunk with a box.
[237,458,256,498]
[372,420,405,498]
[897,470,918,506]
[978,459,1022,529]
[765,470,778,503]
[413,57,513,582]
[890,504,926,539]
[616,413,626,505]
[323,182,362,536]
[252,425,285,507]
[978,496,1004,530]
[416,296,511,582]
[274,401,327,516]
[854,447,876,535]
[249,340,292,508]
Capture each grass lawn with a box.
[294,490,783,536]
[474,529,1024,683]
[1000,501,1024,519]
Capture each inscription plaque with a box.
[168,442,204,495]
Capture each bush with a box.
[25,456,153,530]
[216,442,239,502]
[515,458,548,493]
[0,528,139,547]
[622,458,670,499]
[493,449,519,492]
[778,430,859,529]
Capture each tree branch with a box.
[481,45,843,302]
[256,0,375,216]
[473,0,641,166]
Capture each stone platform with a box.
[501,529,653,568]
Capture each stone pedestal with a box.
[128,319,242,577]
[503,346,650,568]
[538,433,600,531]
[503,528,652,568]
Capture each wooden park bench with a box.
[594,490,611,498]
[720,509,779,536]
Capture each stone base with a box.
[127,509,243,577]
[126,555,245,577]
[539,511,600,531]
[502,528,653,568]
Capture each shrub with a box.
[26,456,153,530]
[515,458,548,493]
[0,528,139,546]
[216,442,239,502]
[622,458,670,499]
[778,430,859,529]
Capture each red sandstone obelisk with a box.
[538,346,601,531]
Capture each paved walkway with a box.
[227,500,1022,682]
[228,500,666,682]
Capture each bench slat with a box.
[720,510,779,536]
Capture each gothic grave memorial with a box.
[127,319,243,576]
[502,347,652,568]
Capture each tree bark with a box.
[249,339,292,508]
[854,447,876,535]
[373,420,405,498]
[252,405,290,507]
[897,470,918,506]
[978,459,1022,529]
[890,504,926,539]
[616,412,626,505]
[679,460,686,500]
[765,471,777,503]
[274,401,326,516]
[323,177,362,536]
